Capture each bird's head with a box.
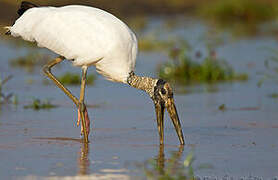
[127,72,184,145]
[151,79,185,145]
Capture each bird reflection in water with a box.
[156,144,184,176]
[78,143,90,175]
[142,144,186,179]
[33,137,91,175]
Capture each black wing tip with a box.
[17,1,38,17]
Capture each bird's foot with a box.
[77,105,90,136]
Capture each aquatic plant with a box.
[140,147,212,180]
[198,0,278,35]
[138,36,175,52]
[141,150,195,180]
[199,0,278,24]
[24,98,57,110]
[9,52,51,72]
[158,47,248,85]
[138,33,189,52]
[57,72,95,86]
[218,104,226,111]
[10,54,36,67]
[268,93,278,99]
[0,75,18,105]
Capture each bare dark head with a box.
[153,79,173,105]
[127,72,184,145]
[152,79,185,145]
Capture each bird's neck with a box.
[127,71,158,98]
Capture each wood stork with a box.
[5,1,185,144]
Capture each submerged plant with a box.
[158,47,248,85]
[141,149,194,179]
[57,72,96,86]
[140,146,212,180]
[24,98,57,110]
[0,75,18,105]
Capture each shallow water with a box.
[0,17,278,179]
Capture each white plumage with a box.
[10,5,138,83]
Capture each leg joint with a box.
[79,102,86,112]
[43,64,51,74]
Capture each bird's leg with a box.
[78,66,90,143]
[43,56,79,106]
[43,56,90,143]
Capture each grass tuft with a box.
[141,151,195,179]
[158,47,248,85]
[9,53,51,72]
[198,0,278,35]
[138,37,175,52]
[218,104,226,111]
[199,0,278,24]
[139,149,213,179]
[57,72,96,86]
[24,98,57,110]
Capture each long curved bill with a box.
[166,98,185,145]
[154,98,185,145]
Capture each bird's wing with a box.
[10,6,113,62]
[10,5,138,83]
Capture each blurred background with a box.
[0,0,278,179]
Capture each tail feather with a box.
[3,26,11,35]
[17,1,38,17]
[4,2,38,36]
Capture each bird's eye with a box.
[161,88,166,95]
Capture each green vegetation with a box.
[24,98,57,110]
[142,151,195,179]
[10,54,37,68]
[10,55,96,86]
[139,37,175,52]
[138,31,188,52]
[58,72,96,86]
[268,93,278,99]
[198,0,278,35]
[158,47,248,85]
[218,104,226,111]
[9,53,51,72]
[140,149,212,179]
[0,75,18,105]
[199,0,278,24]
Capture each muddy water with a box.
[0,18,278,179]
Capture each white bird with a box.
[6,1,184,144]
